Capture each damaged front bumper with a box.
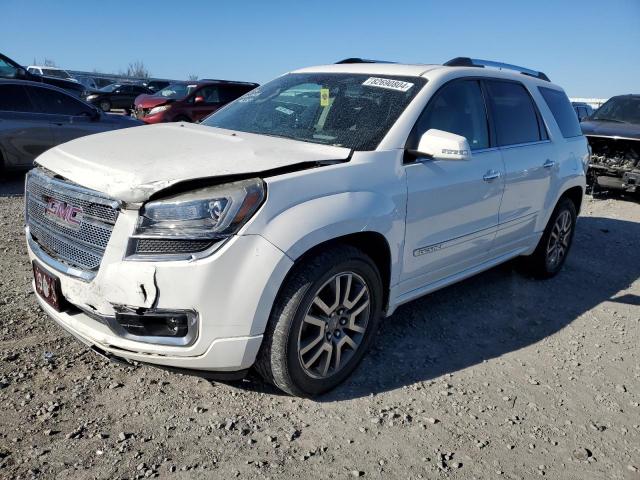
[26,213,294,373]
[586,136,640,192]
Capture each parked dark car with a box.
[581,94,640,192]
[134,80,258,123]
[0,80,143,170]
[145,80,171,92]
[0,53,85,97]
[571,101,594,122]
[84,83,153,113]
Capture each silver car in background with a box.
[0,80,143,171]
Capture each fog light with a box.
[111,309,198,346]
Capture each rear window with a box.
[485,80,543,146]
[539,87,582,138]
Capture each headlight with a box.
[129,178,265,258]
[148,104,171,115]
[86,94,98,100]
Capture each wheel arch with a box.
[283,231,393,315]
[560,185,584,214]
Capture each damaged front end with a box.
[586,136,640,192]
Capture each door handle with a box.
[483,170,501,182]
[50,122,64,126]
[543,159,556,168]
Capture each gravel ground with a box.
[1,174,639,479]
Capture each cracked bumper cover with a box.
[27,217,294,372]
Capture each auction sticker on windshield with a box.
[362,77,414,92]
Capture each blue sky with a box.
[1,0,638,98]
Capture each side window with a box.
[30,87,92,116]
[219,86,252,103]
[409,80,489,150]
[198,86,220,103]
[539,87,582,138]
[0,84,36,112]
[0,58,20,79]
[485,81,542,146]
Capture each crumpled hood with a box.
[36,123,351,203]
[581,120,640,140]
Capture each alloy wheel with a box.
[546,210,572,270]
[297,272,371,379]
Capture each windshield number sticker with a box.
[320,88,330,107]
[362,77,414,92]
[276,106,294,115]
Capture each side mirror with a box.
[409,129,472,161]
[16,67,27,79]
[194,96,205,104]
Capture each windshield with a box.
[42,68,71,79]
[202,73,426,150]
[155,83,198,99]
[100,83,121,92]
[592,96,640,124]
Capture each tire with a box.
[255,245,383,397]
[99,100,111,112]
[520,198,577,279]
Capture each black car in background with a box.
[0,80,142,170]
[84,83,152,112]
[0,53,85,97]
[571,101,594,122]
[582,94,640,193]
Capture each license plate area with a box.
[33,261,66,311]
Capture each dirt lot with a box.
[1,173,639,479]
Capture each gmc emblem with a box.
[44,197,83,230]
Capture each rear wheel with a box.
[520,198,577,278]
[255,245,383,396]
[99,100,111,112]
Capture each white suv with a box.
[25,57,589,396]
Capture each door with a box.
[483,80,553,254]
[28,85,103,144]
[189,85,222,122]
[0,84,55,168]
[400,79,505,292]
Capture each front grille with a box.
[26,168,120,275]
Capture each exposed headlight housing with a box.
[148,104,171,115]
[128,178,265,259]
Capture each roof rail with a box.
[443,57,550,82]
[335,58,395,64]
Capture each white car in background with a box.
[27,65,78,82]
[24,57,588,396]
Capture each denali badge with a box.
[44,198,83,230]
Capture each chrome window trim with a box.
[498,139,552,151]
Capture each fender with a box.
[253,191,402,273]
[243,151,408,286]
[537,157,586,233]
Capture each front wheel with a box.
[99,100,111,112]
[255,245,383,396]
[520,198,577,278]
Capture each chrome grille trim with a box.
[25,168,121,279]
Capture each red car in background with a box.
[134,79,258,123]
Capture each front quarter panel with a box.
[243,150,407,285]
